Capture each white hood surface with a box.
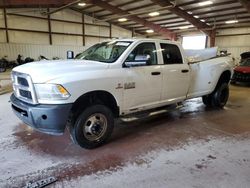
[13,60,109,83]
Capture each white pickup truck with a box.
[10,39,233,149]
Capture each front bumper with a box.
[10,94,72,135]
[231,71,250,83]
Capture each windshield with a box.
[75,41,132,63]
[241,59,250,67]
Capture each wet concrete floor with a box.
[0,84,250,187]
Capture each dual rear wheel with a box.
[202,83,229,108]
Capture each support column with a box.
[210,29,216,47]
[109,23,112,39]
[3,8,9,43]
[82,13,85,46]
[132,28,135,37]
[47,8,52,45]
[171,33,177,41]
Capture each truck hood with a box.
[234,66,250,74]
[13,60,109,83]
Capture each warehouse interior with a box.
[0,0,250,187]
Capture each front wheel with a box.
[70,105,114,149]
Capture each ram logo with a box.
[124,82,135,89]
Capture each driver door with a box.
[122,42,162,113]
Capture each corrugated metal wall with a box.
[0,43,86,60]
[0,8,132,60]
[3,7,248,62]
[179,27,250,61]
[216,28,250,61]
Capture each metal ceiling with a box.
[72,0,250,38]
[1,0,250,38]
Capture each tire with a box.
[211,83,229,108]
[202,95,213,107]
[70,104,114,149]
[0,62,6,72]
[0,68,6,73]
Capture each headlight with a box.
[34,84,70,101]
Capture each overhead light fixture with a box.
[200,19,205,22]
[198,1,213,6]
[179,26,190,30]
[225,20,238,24]
[149,12,160,17]
[187,11,192,14]
[118,18,127,22]
[78,2,86,6]
[194,15,199,18]
[146,29,154,33]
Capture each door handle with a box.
[151,72,161,75]
[181,69,189,73]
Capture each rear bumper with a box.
[10,94,72,135]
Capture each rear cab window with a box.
[160,43,183,64]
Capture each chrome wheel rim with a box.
[83,113,108,141]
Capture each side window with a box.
[125,43,157,65]
[160,43,183,64]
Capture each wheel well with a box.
[70,91,119,120]
[216,70,231,87]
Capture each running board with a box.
[121,103,183,122]
[23,176,57,188]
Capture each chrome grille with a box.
[17,77,29,87]
[19,89,32,99]
[12,71,37,104]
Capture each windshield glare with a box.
[75,41,132,63]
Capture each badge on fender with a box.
[124,82,135,89]
[116,83,123,89]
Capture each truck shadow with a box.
[11,98,232,186]
[12,98,220,158]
